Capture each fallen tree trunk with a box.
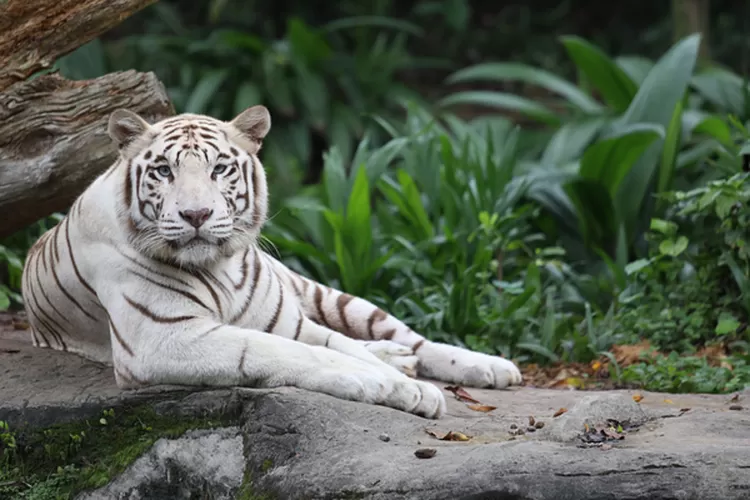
[0,70,175,238]
[0,0,159,91]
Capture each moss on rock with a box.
[0,403,236,499]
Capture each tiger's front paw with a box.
[301,346,446,418]
[418,342,523,389]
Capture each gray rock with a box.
[3,324,750,499]
[76,428,244,500]
[543,393,650,442]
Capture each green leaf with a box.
[561,35,639,112]
[579,123,664,199]
[233,82,263,116]
[690,114,733,147]
[541,117,609,165]
[322,147,348,213]
[322,16,424,36]
[614,34,701,240]
[446,62,603,113]
[658,236,689,257]
[691,68,750,114]
[437,91,561,126]
[625,258,652,275]
[0,289,10,311]
[564,178,618,251]
[650,218,678,236]
[184,69,230,114]
[615,56,655,86]
[656,98,684,199]
[345,165,373,263]
[715,314,740,335]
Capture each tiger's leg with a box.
[273,263,522,389]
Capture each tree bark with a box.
[671,0,711,64]
[0,0,159,91]
[0,70,175,239]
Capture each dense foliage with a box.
[2,1,750,395]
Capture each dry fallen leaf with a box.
[553,407,568,418]
[632,394,644,403]
[467,404,497,413]
[610,340,655,366]
[444,385,481,404]
[414,448,437,459]
[528,416,536,426]
[729,405,743,411]
[425,429,471,442]
[443,431,471,442]
[730,393,741,403]
[591,360,602,371]
[663,399,673,404]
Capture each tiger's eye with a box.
[156,166,172,177]
[213,164,228,175]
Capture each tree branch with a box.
[0,0,159,91]
[0,70,175,238]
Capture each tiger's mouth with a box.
[166,234,230,249]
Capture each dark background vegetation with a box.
[3,0,750,394]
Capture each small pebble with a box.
[528,416,536,426]
[729,405,743,411]
[414,448,437,459]
[526,426,536,433]
[378,433,391,442]
[535,421,545,429]
[510,423,518,430]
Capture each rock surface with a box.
[2,322,750,500]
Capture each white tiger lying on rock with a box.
[21,106,522,419]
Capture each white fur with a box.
[21,107,522,422]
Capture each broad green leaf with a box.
[579,123,664,199]
[346,166,373,263]
[615,56,654,86]
[322,147,348,212]
[437,91,561,126]
[561,35,639,113]
[564,178,618,251]
[541,117,609,165]
[322,16,424,36]
[446,62,603,113]
[689,114,733,147]
[184,69,230,114]
[614,34,701,240]
[0,289,9,311]
[233,82,263,116]
[657,98,684,199]
[691,68,750,114]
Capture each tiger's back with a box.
[22,194,112,362]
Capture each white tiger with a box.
[20,106,522,419]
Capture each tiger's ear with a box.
[229,105,271,142]
[108,109,152,150]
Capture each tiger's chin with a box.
[134,233,256,270]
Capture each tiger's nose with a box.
[179,208,213,228]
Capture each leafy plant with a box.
[440,34,741,266]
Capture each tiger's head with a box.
[107,106,271,268]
